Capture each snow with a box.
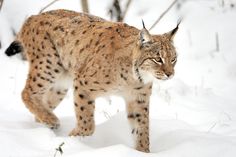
[1,0,236,156]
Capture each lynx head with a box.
[133,21,179,83]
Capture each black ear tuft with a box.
[139,20,153,45]
[170,20,181,37]
[142,19,146,29]
[165,20,181,40]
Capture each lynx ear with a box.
[165,22,180,41]
[139,20,153,45]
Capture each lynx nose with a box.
[166,73,171,77]
[165,70,174,79]
[165,73,174,79]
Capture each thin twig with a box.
[207,122,217,133]
[39,0,61,14]
[215,32,219,52]
[54,142,65,157]
[149,0,178,31]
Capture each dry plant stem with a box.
[149,0,178,31]
[39,0,61,13]
[215,32,219,52]
[81,0,89,13]
[54,142,65,157]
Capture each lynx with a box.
[5,9,178,152]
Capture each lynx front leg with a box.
[127,100,150,152]
[69,82,95,136]
[126,85,152,152]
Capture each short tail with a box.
[5,41,23,56]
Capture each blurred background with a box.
[0,0,236,156]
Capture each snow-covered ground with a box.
[1,0,236,156]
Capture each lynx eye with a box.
[151,58,163,64]
[171,58,177,64]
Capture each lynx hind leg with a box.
[34,73,70,124]
[21,54,67,129]
[42,72,71,111]
[33,76,70,126]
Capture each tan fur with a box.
[17,9,178,152]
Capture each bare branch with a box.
[122,0,132,21]
[39,0,61,14]
[108,0,132,22]
[81,0,89,13]
[0,0,4,11]
[109,0,122,21]
[149,0,178,31]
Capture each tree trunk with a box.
[81,0,89,13]
[0,0,4,11]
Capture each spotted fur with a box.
[6,9,178,153]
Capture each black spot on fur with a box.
[134,86,143,90]
[89,89,96,92]
[33,77,37,82]
[46,59,52,64]
[80,106,84,111]
[57,62,63,67]
[46,65,51,69]
[88,101,94,105]
[120,73,127,80]
[95,41,99,46]
[79,81,83,86]
[79,94,84,99]
[75,40,80,45]
[37,84,43,88]
[128,114,134,119]
[71,30,76,35]
[106,26,112,30]
[79,48,84,53]
[137,100,145,104]
[54,69,59,73]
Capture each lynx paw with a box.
[69,127,94,136]
[35,114,60,129]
